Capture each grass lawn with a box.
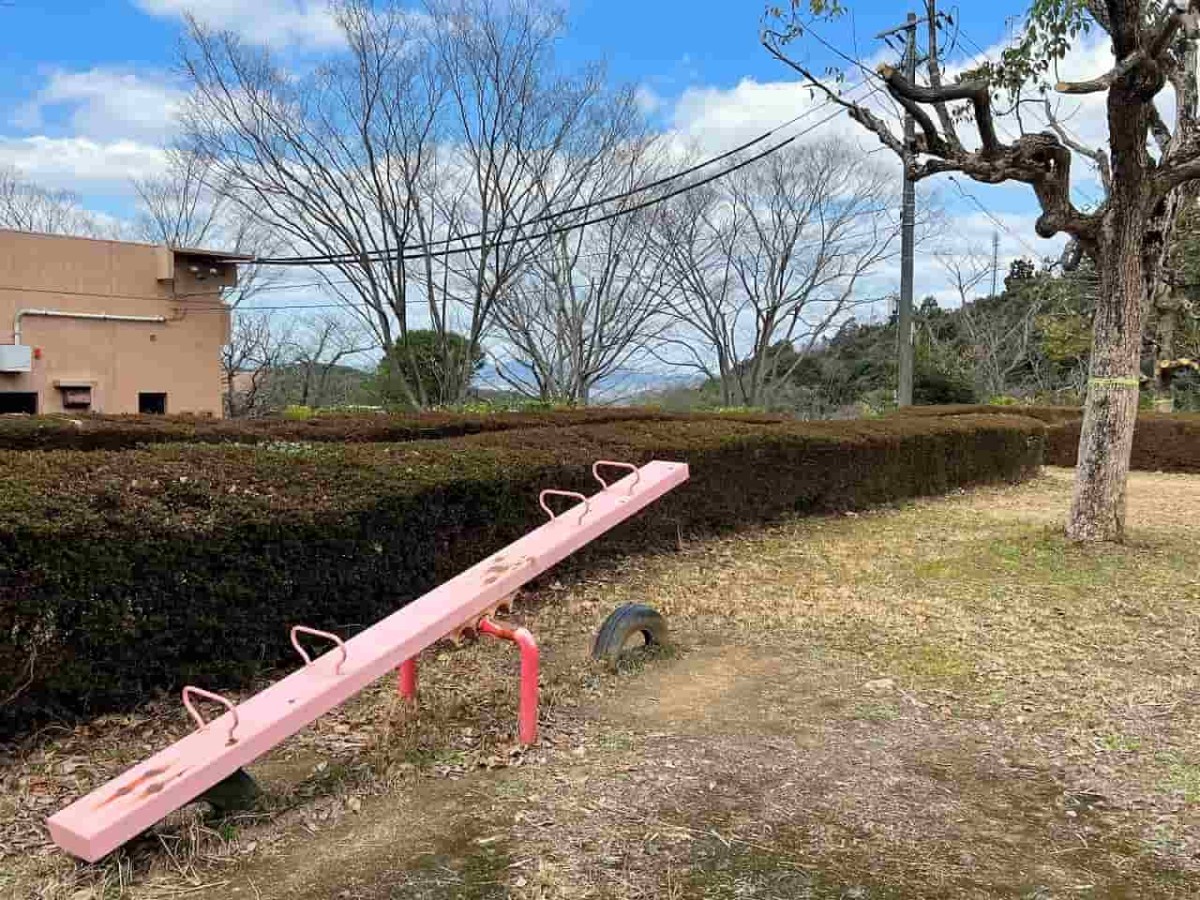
[3,468,1200,898]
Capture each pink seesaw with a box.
[48,459,688,862]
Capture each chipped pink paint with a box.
[47,460,689,862]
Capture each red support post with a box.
[398,657,418,701]
[477,617,539,745]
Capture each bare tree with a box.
[0,164,102,236]
[133,150,287,419]
[647,183,742,404]
[132,150,281,302]
[286,315,373,408]
[652,140,901,408]
[939,250,1044,398]
[491,137,668,404]
[179,2,442,407]
[221,312,294,417]
[423,0,644,404]
[133,151,225,249]
[765,0,1200,541]
[178,0,636,409]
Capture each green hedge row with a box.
[0,408,790,451]
[893,405,1200,472]
[0,414,1044,740]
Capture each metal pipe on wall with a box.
[13,309,168,345]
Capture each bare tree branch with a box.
[0,165,107,237]
[1042,99,1112,195]
[653,140,902,408]
[492,132,668,404]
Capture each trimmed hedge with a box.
[0,414,1044,740]
[893,404,1200,472]
[0,408,791,451]
[891,404,1085,424]
[1042,412,1200,471]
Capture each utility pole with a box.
[990,231,1000,298]
[878,12,920,407]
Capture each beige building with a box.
[0,229,250,416]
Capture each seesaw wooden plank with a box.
[47,461,688,861]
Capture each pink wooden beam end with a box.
[46,460,688,862]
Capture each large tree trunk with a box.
[1065,70,1160,544]
[1066,221,1146,542]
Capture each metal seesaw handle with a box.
[181,686,239,745]
[290,626,348,674]
[592,460,640,493]
[539,489,591,525]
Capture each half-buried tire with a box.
[200,767,261,815]
[591,603,668,661]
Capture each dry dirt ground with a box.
[5,467,1200,899]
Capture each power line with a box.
[225,210,899,297]
[948,176,1046,258]
[255,115,824,266]
[255,82,873,268]
[180,213,905,315]
[255,86,873,270]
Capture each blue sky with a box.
[558,1,1025,91]
[1,1,1112,302]
[1,2,1030,93]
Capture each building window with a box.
[0,392,37,414]
[139,392,167,415]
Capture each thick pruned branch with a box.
[1157,152,1200,195]
[762,24,1095,245]
[763,1,1200,249]
[1055,51,1145,95]
[1057,2,1188,98]
[877,64,1002,154]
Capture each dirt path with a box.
[221,645,1194,899]
[7,469,1200,898]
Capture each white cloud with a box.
[634,85,663,117]
[15,69,186,144]
[135,0,344,48]
[671,78,889,155]
[0,136,169,191]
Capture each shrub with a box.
[894,404,1200,472]
[0,414,1044,740]
[1043,412,1200,471]
[0,408,792,452]
[892,403,1085,424]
